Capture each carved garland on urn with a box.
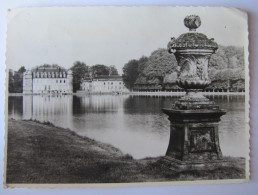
[175,53,212,89]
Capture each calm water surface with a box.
[8,94,247,159]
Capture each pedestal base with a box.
[162,108,226,164]
[160,156,230,172]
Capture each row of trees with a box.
[122,45,245,91]
[9,45,245,93]
[8,62,119,93]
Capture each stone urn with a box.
[162,15,226,170]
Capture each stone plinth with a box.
[162,108,225,167]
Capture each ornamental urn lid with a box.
[168,15,218,52]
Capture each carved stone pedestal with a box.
[162,15,228,170]
[162,108,226,170]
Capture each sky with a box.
[6,7,248,74]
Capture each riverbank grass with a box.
[6,119,246,184]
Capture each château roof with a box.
[31,64,67,72]
[92,75,123,81]
[93,75,122,79]
[82,75,123,82]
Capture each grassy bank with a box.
[6,119,246,184]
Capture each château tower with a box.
[23,70,33,94]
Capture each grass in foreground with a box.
[6,119,246,184]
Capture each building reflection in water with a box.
[73,95,120,114]
[21,94,169,159]
[22,95,73,128]
[22,95,32,120]
[9,94,246,159]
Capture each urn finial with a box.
[184,15,201,31]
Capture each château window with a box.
[60,80,62,83]
[64,80,65,83]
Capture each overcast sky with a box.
[6,7,248,73]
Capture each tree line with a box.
[8,62,118,93]
[122,45,245,91]
[8,45,245,93]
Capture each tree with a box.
[207,45,245,91]
[122,59,139,90]
[209,45,244,70]
[90,64,109,78]
[70,61,89,92]
[209,46,228,70]
[108,65,118,76]
[137,56,149,73]
[123,49,179,90]
[135,49,178,89]
[123,45,244,91]
[8,69,14,93]
[142,48,178,80]
[8,66,26,93]
[18,66,26,74]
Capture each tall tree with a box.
[122,59,139,90]
[90,64,110,78]
[137,56,149,74]
[70,61,89,92]
[133,56,149,86]
[8,69,14,93]
[17,66,26,74]
[142,48,178,80]
[134,49,178,88]
[9,66,26,93]
[108,65,119,76]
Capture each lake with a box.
[8,94,247,159]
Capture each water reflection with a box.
[21,95,73,127]
[8,96,23,120]
[8,94,247,159]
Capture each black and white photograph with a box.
[4,6,249,187]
